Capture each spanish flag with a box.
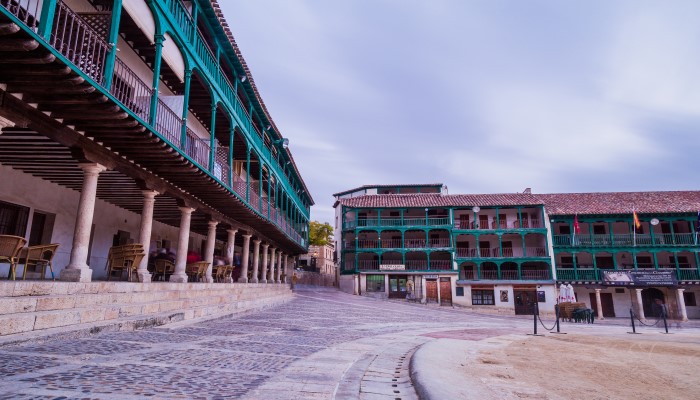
[633,210,641,229]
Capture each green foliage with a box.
[309,221,333,246]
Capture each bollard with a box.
[627,308,640,334]
[661,309,670,334]
[528,303,543,336]
[551,304,566,334]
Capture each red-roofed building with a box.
[334,185,700,320]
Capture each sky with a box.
[222,0,700,225]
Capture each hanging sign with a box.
[380,264,405,271]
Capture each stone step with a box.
[0,290,292,336]
[0,283,290,316]
[0,293,292,347]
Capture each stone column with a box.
[635,288,646,321]
[284,255,289,283]
[260,243,269,283]
[276,251,283,283]
[203,220,218,283]
[136,190,159,283]
[251,239,261,283]
[226,229,237,264]
[61,163,107,282]
[170,207,195,283]
[594,288,605,320]
[677,288,688,322]
[269,247,277,283]
[238,234,251,283]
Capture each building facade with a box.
[334,185,700,320]
[0,0,312,283]
[298,244,337,276]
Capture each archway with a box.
[641,288,666,318]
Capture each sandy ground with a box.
[414,329,700,399]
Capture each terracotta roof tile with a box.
[538,191,700,215]
[338,193,543,208]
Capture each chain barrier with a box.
[633,310,661,327]
[537,314,557,331]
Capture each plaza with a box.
[0,285,698,399]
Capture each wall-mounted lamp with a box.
[239,74,247,83]
[274,138,289,149]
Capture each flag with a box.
[573,214,580,234]
[633,210,641,229]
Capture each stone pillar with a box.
[635,288,646,321]
[251,239,261,283]
[170,207,195,283]
[260,243,269,283]
[60,163,107,282]
[594,288,605,320]
[284,255,289,283]
[136,190,159,283]
[203,220,218,283]
[677,288,688,322]
[238,234,251,283]
[269,247,276,283]
[0,115,15,133]
[225,229,237,264]
[276,251,283,283]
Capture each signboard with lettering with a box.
[424,274,439,279]
[379,264,405,271]
[602,270,677,286]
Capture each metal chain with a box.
[633,311,661,327]
[537,314,557,331]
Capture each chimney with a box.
[523,188,531,194]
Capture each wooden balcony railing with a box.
[462,269,551,280]
[456,247,547,258]
[556,267,700,281]
[553,233,698,248]
[345,217,452,229]
[454,219,543,230]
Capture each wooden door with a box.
[459,214,470,229]
[479,215,489,229]
[514,290,537,315]
[479,241,490,257]
[439,278,452,305]
[426,280,438,303]
[589,293,616,318]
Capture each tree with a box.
[309,221,333,246]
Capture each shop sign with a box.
[602,270,677,286]
[424,274,439,279]
[380,264,405,271]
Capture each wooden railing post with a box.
[38,0,57,40]
[149,34,165,126]
[102,0,123,89]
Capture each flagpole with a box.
[632,207,636,247]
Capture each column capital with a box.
[261,243,269,249]
[78,162,108,175]
[141,189,160,199]
[179,206,195,215]
[677,288,686,293]
[594,288,602,293]
[252,239,261,244]
[227,228,238,234]
[208,220,219,228]
[242,234,253,239]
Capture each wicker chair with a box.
[0,235,27,280]
[153,259,175,281]
[106,244,145,281]
[186,261,210,282]
[21,243,59,280]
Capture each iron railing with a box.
[110,58,152,122]
[0,0,40,31]
[553,233,698,247]
[556,267,700,281]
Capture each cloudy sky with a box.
[222,1,700,224]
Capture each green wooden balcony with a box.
[556,267,700,281]
[460,268,551,281]
[455,247,548,259]
[552,233,698,248]
[343,217,452,230]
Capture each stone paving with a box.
[0,285,529,399]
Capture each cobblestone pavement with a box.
[0,285,528,400]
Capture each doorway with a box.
[514,290,537,315]
[426,279,438,303]
[641,288,665,318]
[439,277,452,305]
[388,275,408,299]
[589,292,616,317]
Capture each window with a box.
[472,289,495,305]
[559,225,571,235]
[0,200,29,236]
[593,225,606,235]
[684,292,697,307]
[366,275,385,292]
[456,287,464,296]
[28,211,55,246]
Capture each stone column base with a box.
[204,276,214,283]
[260,279,267,284]
[251,278,259,283]
[169,274,188,283]
[238,277,249,283]
[60,268,93,282]
[137,271,152,283]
